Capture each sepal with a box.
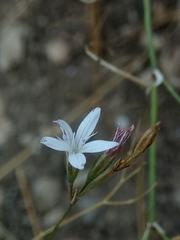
[65,153,79,184]
[85,153,115,186]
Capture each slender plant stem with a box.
[47,204,73,240]
[141,223,151,240]
[149,90,157,222]
[141,222,171,240]
[153,222,171,240]
[143,0,180,107]
[163,80,180,105]
[143,0,157,69]
[143,0,158,222]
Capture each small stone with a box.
[77,195,100,225]
[115,115,130,129]
[31,176,61,212]
[0,23,29,71]
[45,39,72,65]
[42,207,64,228]
[18,133,35,146]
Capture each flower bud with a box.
[106,125,134,156]
[132,122,160,159]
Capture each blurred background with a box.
[0,0,180,239]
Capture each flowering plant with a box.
[40,107,159,240]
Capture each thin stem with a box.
[163,80,180,105]
[141,222,171,240]
[47,204,73,240]
[143,0,158,222]
[149,89,157,222]
[143,0,157,69]
[153,222,171,240]
[141,223,151,240]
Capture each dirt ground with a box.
[0,0,180,239]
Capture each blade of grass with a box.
[143,0,158,222]
[163,80,180,105]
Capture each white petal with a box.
[75,107,101,148]
[81,140,118,153]
[53,120,74,146]
[68,153,86,170]
[40,137,71,152]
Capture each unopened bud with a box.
[132,121,160,159]
[106,125,134,156]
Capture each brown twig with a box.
[15,167,42,238]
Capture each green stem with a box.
[143,0,157,69]
[141,222,171,240]
[153,222,171,240]
[163,80,180,105]
[141,223,151,240]
[143,0,158,222]
[149,89,157,222]
[47,204,73,240]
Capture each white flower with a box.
[40,107,118,170]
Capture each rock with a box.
[0,23,29,71]
[45,39,72,65]
[42,207,64,228]
[31,176,62,212]
[76,195,100,225]
[115,115,130,129]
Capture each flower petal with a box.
[40,137,71,152]
[75,107,101,148]
[68,153,86,170]
[53,120,74,147]
[81,140,118,153]
[106,125,134,156]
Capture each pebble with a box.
[115,115,130,129]
[76,195,100,225]
[42,206,64,228]
[31,176,61,212]
[45,39,72,65]
[0,23,29,71]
